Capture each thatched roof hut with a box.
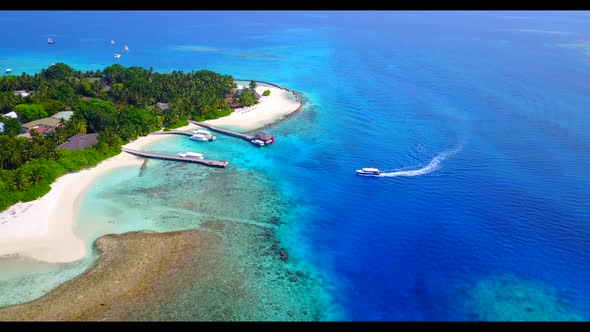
[254,132,275,144]
[58,133,99,150]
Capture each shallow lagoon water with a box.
[1,11,590,320]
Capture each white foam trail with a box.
[379,146,462,177]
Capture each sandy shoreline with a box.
[204,82,302,132]
[0,132,176,263]
[0,82,302,264]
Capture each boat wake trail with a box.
[379,146,462,177]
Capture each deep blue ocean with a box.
[1,11,590,320]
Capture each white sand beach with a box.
[0,82,300,264]
[204,82,301,132]
[0,131,187,264]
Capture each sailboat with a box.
[122,45,129,52]
[47,38,55,45]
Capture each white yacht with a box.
[123,45,129,52]
[251,139,265,147]
[356,168,381,176]
[114,53,121,59]
[190,133,216,141]
[47,38,54,45]
[5,69,11,74]
[178,152,204,159]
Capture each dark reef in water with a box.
[0,226,329,321]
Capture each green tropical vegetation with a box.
[0,63,242,211]
[0,116,22,136]
[262,90,270,96]
[233,88,259,108]
[249,80,257,90]
[14,104,47,123]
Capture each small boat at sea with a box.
[5,68,11,74]
[111,40,115,45]
[178,152,204,159]
[190,133,216,141]
[47,38,54,45]
[356,168,381,176]
[114,53,121,59]
[123,45,129,52]
[251,139,265,147]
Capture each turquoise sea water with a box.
[1,11,590,320]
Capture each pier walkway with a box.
[122,148,228,168]
[188,120,254,141]
[149,130,193,137]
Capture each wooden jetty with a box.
[149,130,193,137]
[122,148,228,168]
[189,120,276,146]
[188,120,254,140]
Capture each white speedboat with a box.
[356,168,380,176]
[47,38,54,45]
[251,139,265,147]
[190,133,216,141]
[123,45,129,52]
[5,68,11,74]
[114,53,121,59]
[178,152,204,159]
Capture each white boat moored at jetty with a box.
[190,133,216,141]
[251,139,265,147]
[114,53,121,59]
[178,152,204,159]
[356,168,381,176]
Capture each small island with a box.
[0,63,302,263]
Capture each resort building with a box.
[13,90,31,98]
[156,102,170,111]
[253,132,275,145]
[21,117,63,134]
[58,133,99,150]
[3,111,18,119]
[50,111,74,121]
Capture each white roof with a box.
[50,111,74,121]
[4,111,18,119]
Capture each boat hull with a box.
[356,171,380,176]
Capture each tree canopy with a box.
[14,104,47,123]
[0,116,22,136]
[0,63,241,211]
